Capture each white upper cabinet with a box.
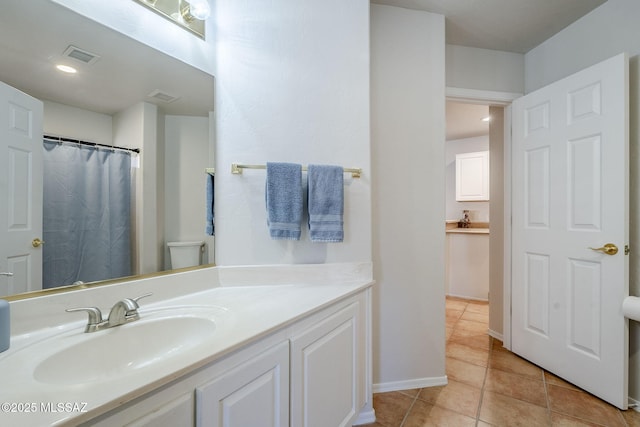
[456,151,490,201]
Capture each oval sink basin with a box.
[33,316,216,385]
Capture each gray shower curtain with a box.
[42,140,132,289]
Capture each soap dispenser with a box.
[0,299,9,353]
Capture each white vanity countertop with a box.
[0,264,373,426]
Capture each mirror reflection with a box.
[0,1,215,299]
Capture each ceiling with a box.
[0,0,213,116]
[446,102,489,141]
[372,0,607,54]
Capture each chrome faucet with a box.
[66,293,152,333]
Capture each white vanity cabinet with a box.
[196,341,289,427]
[290,302,364,427]
[455,150,490,201]
[80,289,370,427]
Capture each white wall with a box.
[213,0,371,266]
[489,106,505,338]
[164,115,211,269]
[446,44,524,94]
[445,135,490,223]
[113,102,160,275]
[523,0,640,403]
[43,100,112,144]
[371,4,446,389]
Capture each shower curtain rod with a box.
[44,135,141,154]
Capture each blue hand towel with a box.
[307,164,344,243]
[266,162,303,240]
[205,173,214,236]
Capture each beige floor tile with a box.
[484,368,547,407]
[460,310,489,324]
[430,379,482,418]
[446,299,468,311]
[465,302,489,315]
[550,411,605,426]
[372,391,414,427]
[488,348,544,380]
[446,341,489,367]
[449,330,492,350]
[479,390,550,427]
[417,385,446,406]
[490,337,509,352]
[547,384,626,427]
[455,319,489,333]
[404,399,476,427]
[621,408,640,427]
[446,357,487,389]
[544,371,581,391]
[397,388,421,399]
[445,326,454,341]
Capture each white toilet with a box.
[167,241,204,269]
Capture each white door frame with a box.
[445,86,520,350]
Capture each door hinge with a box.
[625,245,631,255]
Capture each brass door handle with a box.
[32,238,44,248]
[589,243,618,255]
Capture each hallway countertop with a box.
[446,228,489,234]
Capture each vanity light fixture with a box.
[56,64,77,74]
[180,0,211,22]
[132,0,206,38]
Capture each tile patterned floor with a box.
[362,297,640,427]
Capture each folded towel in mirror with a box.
[266,162,303,240]
[307,164,344,243]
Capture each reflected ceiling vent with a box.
[148,90,180,103]
[62,45,101,65]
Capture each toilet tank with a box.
[167,241,204,269]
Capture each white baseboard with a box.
[446,293,488,302]
[488,329,503,342]
[628,396,640,412]
[352,408,376,425]
[373,376,448,393]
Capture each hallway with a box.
[364,298,640,426]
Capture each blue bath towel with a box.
[307,164,344,243]
[205,173,214,235]
[266,162,303,240]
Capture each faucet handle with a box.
[66,307,104,332]
[131,293,153,304]
[128,293,153,310]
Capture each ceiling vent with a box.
[148,90,180,103]
[62,45,101,65]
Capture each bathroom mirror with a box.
[0,0,215,299]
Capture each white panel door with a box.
[511,53,628,409]
[0,81,43,296]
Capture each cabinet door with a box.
[86,392,195,427]
[126,393,194,427]
[456,150,490,201]
[290,303,362,427]
[196,341,289,427]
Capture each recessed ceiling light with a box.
[482,116,491,122]
[56,64,77,74]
